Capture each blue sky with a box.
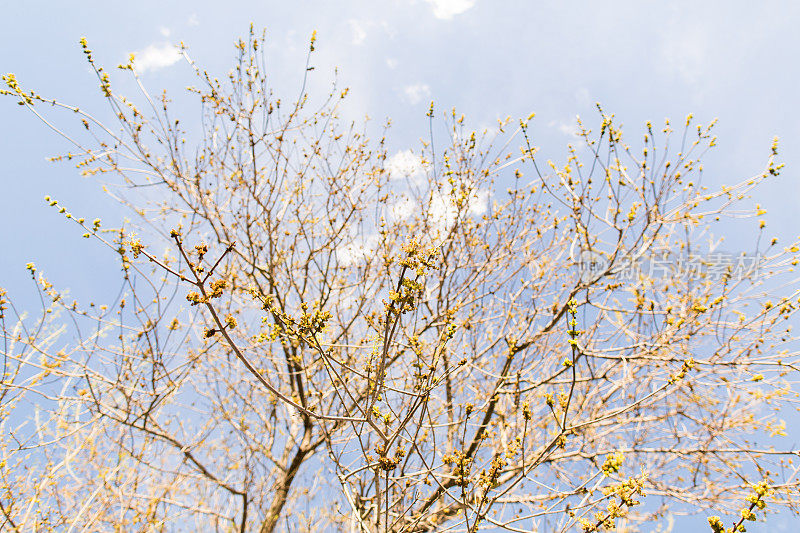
[3,1,800,300]
[2,1,799,530]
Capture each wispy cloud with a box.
[402,83,431,105]
[548,118,581,138]
[659,15,708,91]
[349,19,367,45]
[574,87,592,107]
[133,43,182,74]
[424,0,477,20]
[187,13,199,26]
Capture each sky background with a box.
[1,1,799,530]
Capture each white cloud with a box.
[336,234,379,267]
[386,58,398,69]
[159,27,171,37]
[467,189,490,217]
[402,83,431,105]
[133,43,182,74]
[386,150,426,181]
[349,19,367,45]
[429,187,490,241]
[429,191,457,236]
[389,195,415,221]
[424,0,477,20]
[548,119,580,138]
[187,13,199,26]
[379,20,397,39]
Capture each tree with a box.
[2,28,799,532]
